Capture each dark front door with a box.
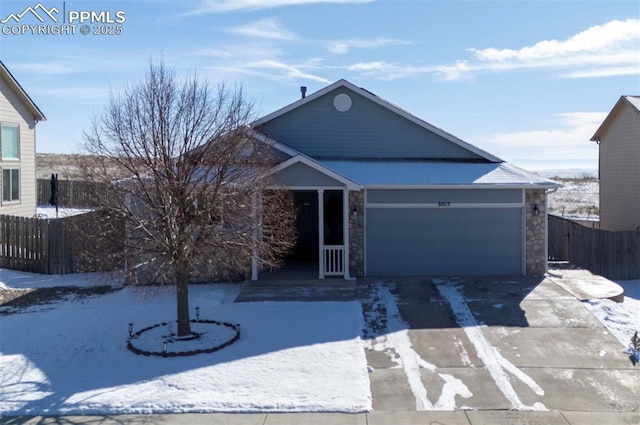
[324,190,344,245]
[291,191,319,262]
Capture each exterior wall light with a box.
[351,206,358,217]
[533,204,540,215]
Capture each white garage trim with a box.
[363,184,554,190]
[366,202,524,209]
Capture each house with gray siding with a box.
[248,80,559,279]
[591,96,640,231]
[0,61,46,217]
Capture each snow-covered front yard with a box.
[36,205,93,219]
[2,268,638,416]
[584,279,640,360]
[0,271,371,415]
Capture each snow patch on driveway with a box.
[436,279,547,411]
[584,279,640,358]
[366,284,472,410]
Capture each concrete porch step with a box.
[235,280,358,302]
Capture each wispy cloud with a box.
[228,18,296,40]
[344,61,435,80]
[442,19,640,80]
[481,112,606,168]
[488,112,606,148]
[35,85,111,101]
[561,65,640,79]
[10,61,84,75]
[327,37,411,54]
[191,48,234,59]
[471,20,638,62]
[7,52,149,79]
[194,45,330,83]
[191,39,329,84]
[238,59,331,83]
[337,19,639,82]
[184,0,372,15]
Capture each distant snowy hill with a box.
[535,169,598,179]
[539,169,599,220]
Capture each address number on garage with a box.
[438,201,451,207]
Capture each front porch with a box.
[256,188,351,281]
[252,155,362,281]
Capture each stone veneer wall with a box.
[526,189,547,276]
[348,190,365,278]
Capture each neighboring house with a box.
[0,61,46,217]
[591,96,640,232]
[246,80,559,279]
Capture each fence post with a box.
[563,219,569,261]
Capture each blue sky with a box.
[0,0,638,171]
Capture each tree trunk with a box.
[176,265,192,337]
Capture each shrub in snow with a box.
[628,331,640,365]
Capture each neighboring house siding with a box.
[258,88,484,161]
[0,74,37,218]
[599,103,640,231]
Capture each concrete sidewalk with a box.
[7,411,640,424]
[547,263,625,302]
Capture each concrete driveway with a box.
[363,276,640,414]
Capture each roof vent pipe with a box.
[300,86,307,99]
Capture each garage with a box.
[365,189,524,276]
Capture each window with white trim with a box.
[2,168,20,202]
[1,124,20,160]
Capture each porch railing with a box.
[323,245,344,276]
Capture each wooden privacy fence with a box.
[37,179,107,208]
[0,211,124,274]
[548,214,640,280]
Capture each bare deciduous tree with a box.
[79,61,295,337]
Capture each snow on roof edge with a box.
[624,95,640,112]
[318,159,561,188]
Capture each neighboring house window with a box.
[1,124,20,160]
[2,168,20,202]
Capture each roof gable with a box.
[271,155,359,189]
[253,80,500,162]
[591,95,640,142]
[0,61,46,122]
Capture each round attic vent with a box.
[333,93,352,112]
